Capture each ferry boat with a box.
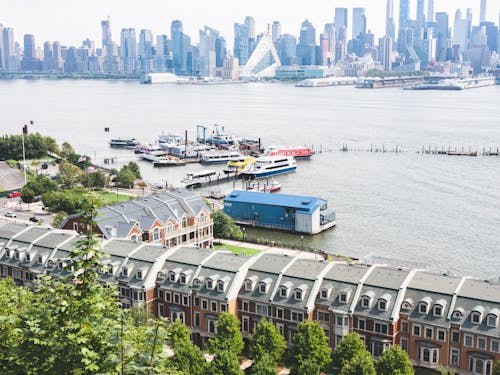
[142,151,185,166]
[200,150,241,164]
[181,169,219,187]
[135,143,162,154]
[241,156,297,179]
[265,145,313,159]
[109,138,140,148]
[223,156,255,174]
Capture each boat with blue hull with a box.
[241,156,297,179]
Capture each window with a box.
[471,312,482,324]
[371,341,389,357]
[220,303,227,312]
[487,314,498,328]
[277,323,284,336]
[152,227,161,241]
[339,292,348,303]
[491,340,499,353]
[477,337,486,350]
[136,271,143,280]
[242,301,249,312]
[418,347,438,364]
[180,274,186,284]
[217,281,225,292]
[425,327,433,339]
[211,301,217,312]
[170,311,185,323]
[259,283,267,294]
[419,303,428,314]
[14,250,19,260]
[378,299,387,311]
[202,299,208,310]
[400,338,409,352]
[464,334,473,348]
[291,312,304,322]
[434,305,443,317]
[13,269,22,280]
[158,289,164,300]
[276,307,284,319]
[450,348,459,367]
[25,253,31,262]
[375,323,388,335]
[122,268,128,277]
[73,222,79,231]
[451,330,460,343]
[452,310,463,320]
[37,255,43,264]
[361,296,371,308]
[194,312,200,327]
[244,280,253,291]
[199,213,206,225]
[320,289,328,300]
[182,217,187,228]
[173,293,180,304]
[206,280,213,290]
[279,287,288,298]
[194,297,200,307]
[413,324,421,337]
[401,321,409,333]
[294,289,303,301]
[242,316,249,332]
[256,304,268,316]
[208,319,216,334]
[182,295,189,306]
[318,311,329,322]
[158,304,164,317]
[437,329,446,342]
[358,318,366,330]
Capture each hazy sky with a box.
[1,0,499,48]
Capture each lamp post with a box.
[242,227,246,241]
[21,123,29,186]
[301,235,304,250]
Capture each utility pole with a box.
[21,122,31,186]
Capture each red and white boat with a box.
[265,145,313,159]
[247,179,282,193]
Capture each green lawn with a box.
[97,191,134,206]
[214,244,261,256]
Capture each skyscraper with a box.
[379,36,393,71]
[272,21,282,43]
[21,34,41,71]
[245,16,256,55]
[298,19,316,65]
[453,9,470,55]
[234,23,249,66]
[101,18,112,50]
[120,28,137,74]
[279,34,297,66]
[155,35,169,72]
[334,8,348,40]
[324,23,336,65]
[416,0,425,38]
[386,0,396,40]
[199,26,219,77]
[427,0,434,23]
[435,12,449,61]
[399,0,410,28]
[0,24,4,71]
[138,29,154,73]
[171,20,189,75]
[480,0,487,23]
[352,8,367,40]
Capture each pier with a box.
[338,144,499,157]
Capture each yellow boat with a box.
[223,156,255,174]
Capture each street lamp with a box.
[242,227,246,241]
[21,122,32,186]
[301,235,304,250]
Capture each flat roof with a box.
[225,190,326,214]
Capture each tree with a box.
[376,345,414,375]
[167,319,192,349]
[212,210,243,240]
[290,321,331,374]
[250,353,278,375]
[117,168,136,188]
[494,360,500,375]
[170,340,206,375]
[249,318,286,364]
[83,170,108,190]
[339,351,376,375]
[21,186,35,204]
[52,211,68,228]
[206,350,243,375]
[332,333,368,372]
[207,312,244,356]
[57,160,83,189]
[24,174,57,196]
[125,161,141,179]
[60,142,75,159]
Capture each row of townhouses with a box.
[60,190,213,249]
[0,221,498,375]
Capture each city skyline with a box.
[1,0,498,48]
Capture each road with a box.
[0,197,54,225]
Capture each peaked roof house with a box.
[60,190,213,248]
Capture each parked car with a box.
[7,191,22,198]
[29,216,42,223]
[4,211,17,218]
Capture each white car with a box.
[4,211,16,218]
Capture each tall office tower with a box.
[480,0,487,23]
[416,0,425,38]
[101,18,115,73]
[279,34,297,66]
[297,19,316,65]
[155,35,169,72]
[101,18,112,50]
[480,21,498,53]
[52,41,63,71]
[386,0,396,40]
[453,9,470,55]
[120,28,137,74]
[21,34,41,71]
[319,32,329,66]
[399,0,410,28]
[234,23,249,66]
[199,26,218,77]
[334,8,348,40]
[378,36,393,70]
[427,0,434,22]
[272,21,281,43]
[0,24,4,70]
[335,25,347,62]
[138,29,154,73]
[470,25,488,73]
[435,12,449,61]
[171,20,188,74]
[245,16,256,54]
[397,27,414,53]
[324,23,336,65]
[42,41,52,71]
[214,36,226,68]
[352,8,367,39]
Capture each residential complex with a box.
[0,221,498,374]
[1,1,499,78]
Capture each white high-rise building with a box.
[427,0,434,23]
[453,9,470,53]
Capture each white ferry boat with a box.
[200,150,241,164]
[109,138,139,148]
[241,156,297,179]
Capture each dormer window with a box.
[25,253,31,262]
[180,274,187,284]
[108,265,114,275]
[279,284,291,298]
[193,277,203,288]
[137,271,143,280]
[378,299,387,311]
[245,280,253,291]
[14,250,19,260]
[122,268,129,277]
[419,303,429,314]
[320,289,329,300]
[5,249,11,258]
[217,280,225,292]
[361,296,371,308]
[434,305,443,317]
[339,292,348,303]
[452,309,464,320]
[487,313,498,328]
[37,255,43,264]
[58,261,64,270]
[259,283,267,294]
[361,291,375,308]
[471,312,482,324]
[206,279,214,290]
[295,289,303,301]
[169,272,177,282]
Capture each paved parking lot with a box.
[1,198,55,226]
[0,161,25,191]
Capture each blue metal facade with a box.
[223,190,324,232]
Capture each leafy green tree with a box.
[20,186,35,204]
[42,188,90,214]
[332,332,367,372]
[60,142,75,159]
[494,360,500,375]
[207,312,244,356]
[125,161,142,179]
[250,353,278,375]
[24,174,58,196]
[249,318,286,364]
[292,359,321,375]
[213,210,243,240]
[376,345,414,375]
[206,350,243,375]
[117,168,136,188]
[167,319,192,348]
[339,351,376,375]
[170,341,206,374]
[57,160,83,189]
[290,321,331,375]
[82,170,108,190]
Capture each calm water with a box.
[1,79,499,279]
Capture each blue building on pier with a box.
[223,190,335,234]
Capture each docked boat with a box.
[241,156,297,179]
[142,151,185,166]
[135,143,162,154]
[265,145,313,159]
[200,150,241,164]
[198,124,239,146]
[181,169,219,187]
[223,156,255,174]
[109,138,139,148]
[247,178,282,193]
